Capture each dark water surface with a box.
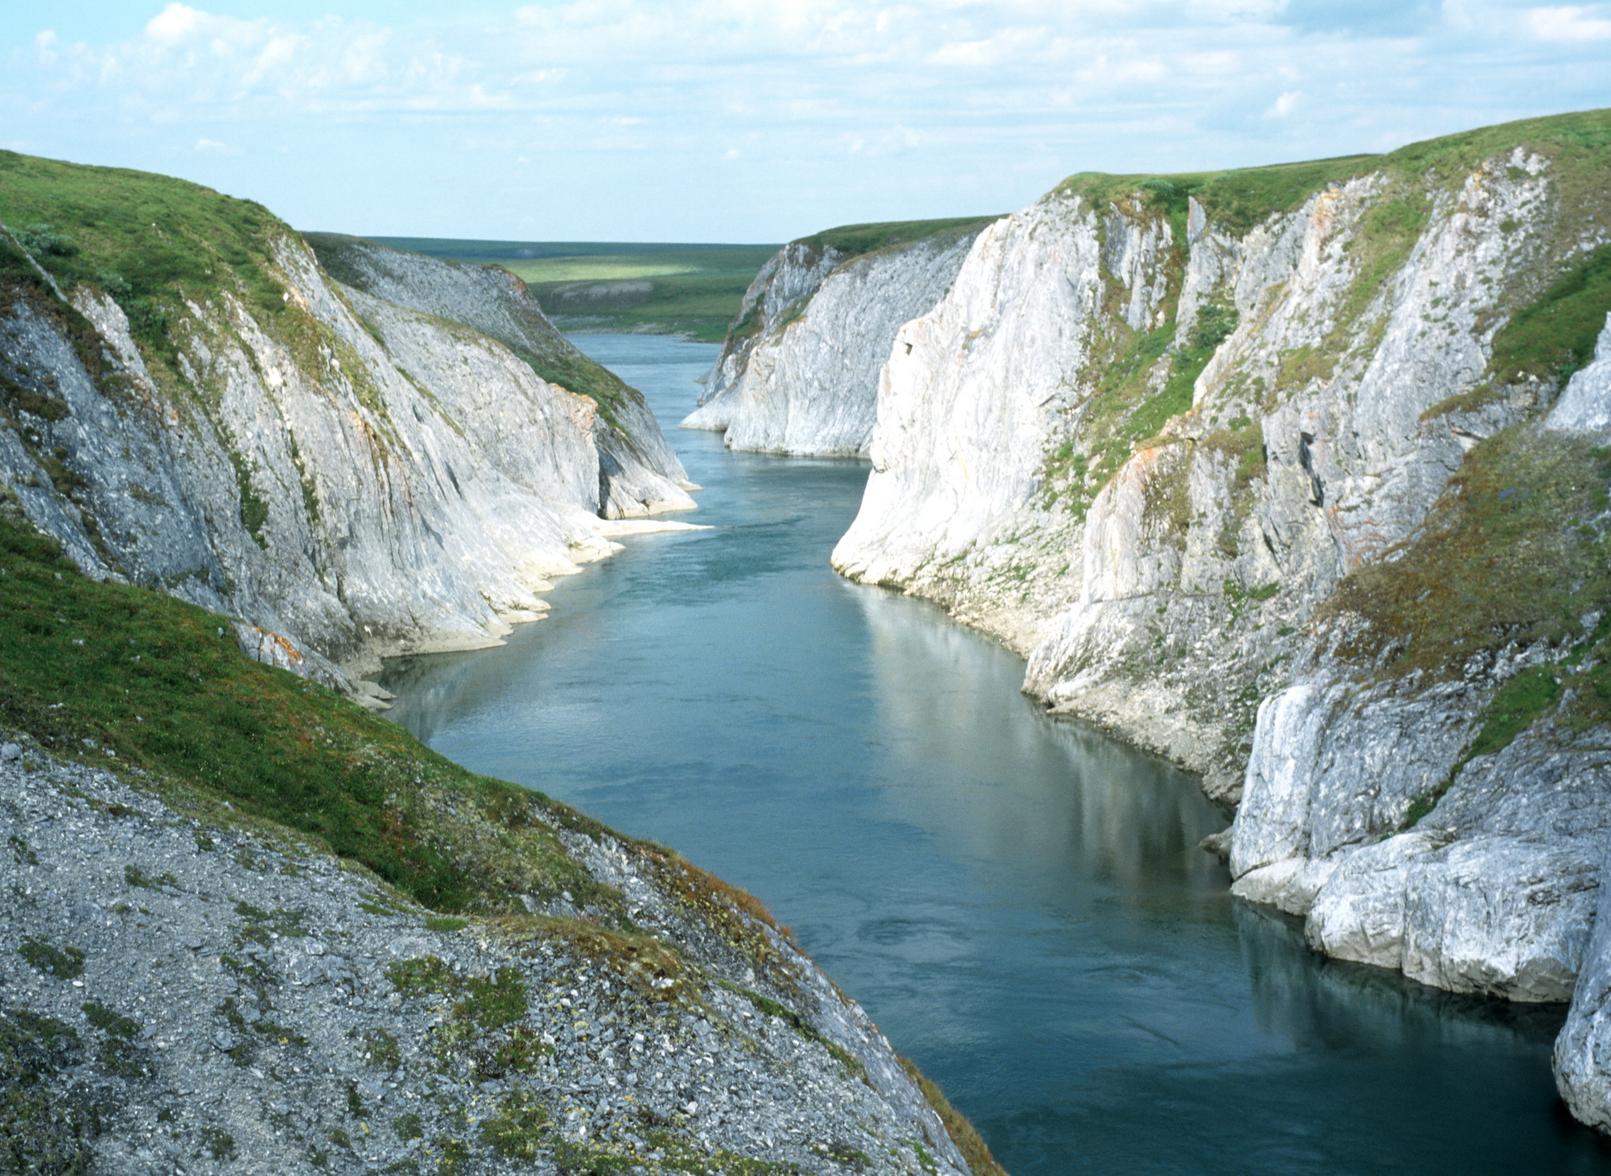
[381,333,1610,1174]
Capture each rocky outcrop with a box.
[818,111,1611,1122]
[0,153,695,684]
[1558,837,1611,1133]
[307,233,695,518]
[0,737,971,1175]
[683,221,988,456]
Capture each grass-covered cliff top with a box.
[0,150,288,352]
[1057,106,1611,238]
[0,153,648,430]
[794,215,999,260]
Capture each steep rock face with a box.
[307,233,694,518]
[683,241,842,432]
[829,111,1611,1067]
[0,154,694,682]
[683,227,983,456]
[1559,837,1611,1134]
[836,149,1569,790]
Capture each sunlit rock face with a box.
[684,226,983,457]
[819,119,1611,1131]
[1,230,691,682]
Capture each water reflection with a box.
[853,580,1226,907]
[378,333,1608,1176]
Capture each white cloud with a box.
[1527,4,1611,41]
[146,3,206,44]
[1266,89,1301,117]
[10,0,1611,240]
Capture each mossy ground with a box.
[1323,428,1611,686]
[0,510,610,918]
[1324,426,1611,817]
[0,150,287,359]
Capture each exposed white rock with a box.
[684,242,843,433]
[688,230,981,456]
[1548,313,1611,438]
[1558,837,1611,1131]
[307,233,696,517]
[824,131,1611,1119]
[0,231,695,681]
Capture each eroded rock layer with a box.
[0,152,692,684]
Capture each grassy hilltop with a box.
[367,238,779,342]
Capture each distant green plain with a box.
[368,238,778,341]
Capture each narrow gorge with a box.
[5,102,1611,1174]
[0,152,991,1173]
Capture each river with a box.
[380,333,1609,1174]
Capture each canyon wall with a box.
[0,152,694,687]
[810,113,1611,1124]
[684,220,989,456]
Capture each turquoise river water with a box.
[380,333,1611,1174]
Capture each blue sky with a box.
[3,1,1609,242]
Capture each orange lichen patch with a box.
[268,629,304,665]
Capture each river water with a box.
[380,333,1609,1174]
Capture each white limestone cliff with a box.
[817,121,1611,1129]
[683,225,986,456]
[0,227,696,686]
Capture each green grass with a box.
[0,150,287,358]
[0,510,610,917]
[794,215,997,259]
[1402,664,1564,827]
[18,937,85,980]
[1056,107,1611,241]
[1323,423,1611,814]
[366,238,779,342]
[1060,154,1378,238]
[1047,297,1238,522]
[1487,243,1611,385]
[1323,428,1611,683]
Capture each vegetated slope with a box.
[0,511,995,1175]
[368,237,779,342]
[0,150,689,686]
[682,216,995,456]
[816,108,1611,1122]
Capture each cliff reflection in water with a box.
[852,580,1227,907]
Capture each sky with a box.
[2,1,1609,243]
